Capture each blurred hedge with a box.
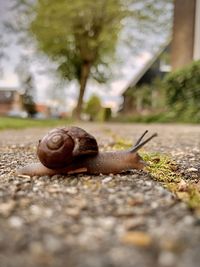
[164,60,200,122]
[117,60,200,123]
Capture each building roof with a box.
[123,40,171,94]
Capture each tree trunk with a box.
[74,62,91,119]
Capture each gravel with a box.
[0,123,200,267]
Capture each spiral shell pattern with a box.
[37,128,74,169]
[37,127,98,169]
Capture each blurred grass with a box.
[0,116,73,130]
[113,111,200,123]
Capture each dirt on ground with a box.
[0,123,200,267]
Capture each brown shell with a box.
[37,126,98,169]
[67,127,98,157]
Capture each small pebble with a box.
[187,167,198,172]
[66,187,78,194]
[9,216,24,228]
[102,176,113,184]
[158,251,176,267]
[17,174,31,179]
[177,179,188,192]
[0,200,16,217]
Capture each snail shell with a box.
[37,126,98,169]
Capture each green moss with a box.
[103,130,133,150]
[187,186,200,210]
[143,152,200,214]
[142,153,181,184]
[112,136,133,150]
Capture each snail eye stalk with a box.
[134,130,148,146]
[130,133,158,153]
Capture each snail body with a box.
[17,127,157,177]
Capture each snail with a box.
[17,126,157,176]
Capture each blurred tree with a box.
[104,107,112,121]
[15,56,37,117]
[84,94,102,121]
[26,0,127,118]
[21,75,37,117]
[0,34,10,78]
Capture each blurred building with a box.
[35,103,50,118]
[0,87,23,115]
[121,42,171,114]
